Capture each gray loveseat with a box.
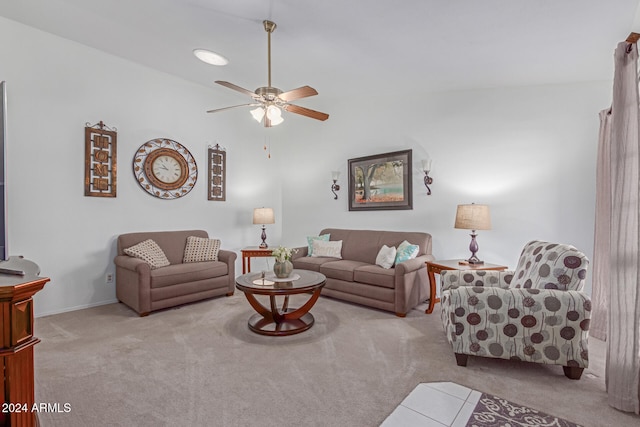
[114,229,236,316]
[291,228,434,316]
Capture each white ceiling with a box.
[1,0,639,102]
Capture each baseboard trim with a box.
[35,298,119,318]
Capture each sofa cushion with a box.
[117,229,209,265]
[375,245,397,269]
[150,261,228,289]
[354,264,396,289]
[312,240,343,258]
[124,239,170,269]
[183,236,221,263]
[292,256,335,272]
[395,240,419,264]
[306,234,330,257]
[318,228,431,265]
[320,260,368,282]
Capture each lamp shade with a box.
[253,207,275,225]
[266,105,284,126]
[454,204,491,231]
[250,107,265,122]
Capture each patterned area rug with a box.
[467,393,582,427]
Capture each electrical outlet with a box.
[106,273,113,284]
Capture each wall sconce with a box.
[422,159,433,195]
[331,171,341,199]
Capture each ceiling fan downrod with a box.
[263,20,277,88]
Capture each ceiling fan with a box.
[207,20,329,127]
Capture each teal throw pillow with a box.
[395,240,419,264]
[307,234,330,256]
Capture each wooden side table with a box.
[425,259,508,314]
[241,247,274,274]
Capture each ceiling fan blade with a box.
[215,81,256,98]
[206,103,259,114]
[278,86,318,102]
[283,104,329,121]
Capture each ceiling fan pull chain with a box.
[264,135,271,159]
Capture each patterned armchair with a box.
[440,241,591,379]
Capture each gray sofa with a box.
[114,229,236,316]
[291,228,434,316]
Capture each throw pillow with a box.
[183,236,221,263]
[375,245,397,269]
[395,240,419,264]
[123,239,170,269]
[312,239,343,259]
[306,234,330,257]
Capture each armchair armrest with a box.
[217,249,237,265]
[395,254,432,275]
[440,270,514,291]
[393,254,432,315]
[217,249,237,292]
[114,255,151,274]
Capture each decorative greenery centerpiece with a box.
[272,246,297,263]
[271,246,297,278]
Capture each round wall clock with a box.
[133,138,197,199]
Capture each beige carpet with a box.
[33,293,639,427]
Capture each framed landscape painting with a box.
[348,149,413,211]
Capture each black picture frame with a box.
[348,149,413,211]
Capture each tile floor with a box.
[381,382,481,427]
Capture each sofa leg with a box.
[226,291,234,297]
[454,353,468,367]
[563,366,584,380]
[395,312,406,318]
[139,312,150,317]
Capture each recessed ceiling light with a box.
[193,49,228,66]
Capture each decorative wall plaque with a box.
[208,144,226,201]
[84,121,117,197]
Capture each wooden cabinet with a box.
[0,257,49,427]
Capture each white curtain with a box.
[591,108,611,341]
[594,40,640,414]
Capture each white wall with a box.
[281,83,612,296]
[0,17,611,316]
[0,17,285,316]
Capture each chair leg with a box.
[563,366,584,380]
[139,312,150,317]
[395,312,406,318]
[226,291,234,296]
[454,353,468,367]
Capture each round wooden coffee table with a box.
[235,269,326,336]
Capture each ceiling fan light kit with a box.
[207,20,329,127]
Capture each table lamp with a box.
[454,203,491,264]
[253,207,275,248]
